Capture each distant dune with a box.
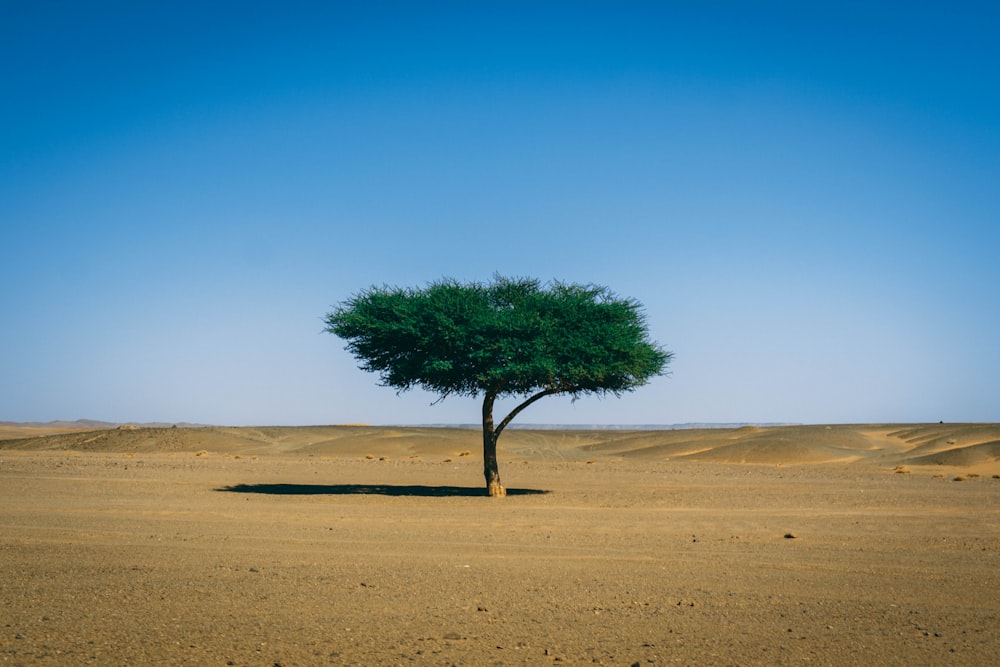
[2,422,998,473]
[0,419,206,441]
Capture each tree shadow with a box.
[215,483,549,497]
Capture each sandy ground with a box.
[1,424,999,665]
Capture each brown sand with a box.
[2,423,999,665]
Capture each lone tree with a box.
[324,276,670,497]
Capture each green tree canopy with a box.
[325,276,671,496]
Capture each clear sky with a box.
[2,2,997,426]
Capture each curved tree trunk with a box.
[481,387,564,497]
[482,391,505,497]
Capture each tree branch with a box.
[494,387,566,438]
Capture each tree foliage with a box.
[326,276,668,399]
[325,275,671,495]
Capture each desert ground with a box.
[1,422,998,666]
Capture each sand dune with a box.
[904,439,1000,466]
[3,422,998,472]
[0,420,112,440]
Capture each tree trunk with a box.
[482,391,506,497]
[481,386,565,497]
[483,431,505,497]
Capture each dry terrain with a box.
[2,423,999,665]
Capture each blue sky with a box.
[2,2,997,426]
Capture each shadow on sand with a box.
[215,483,549,497]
